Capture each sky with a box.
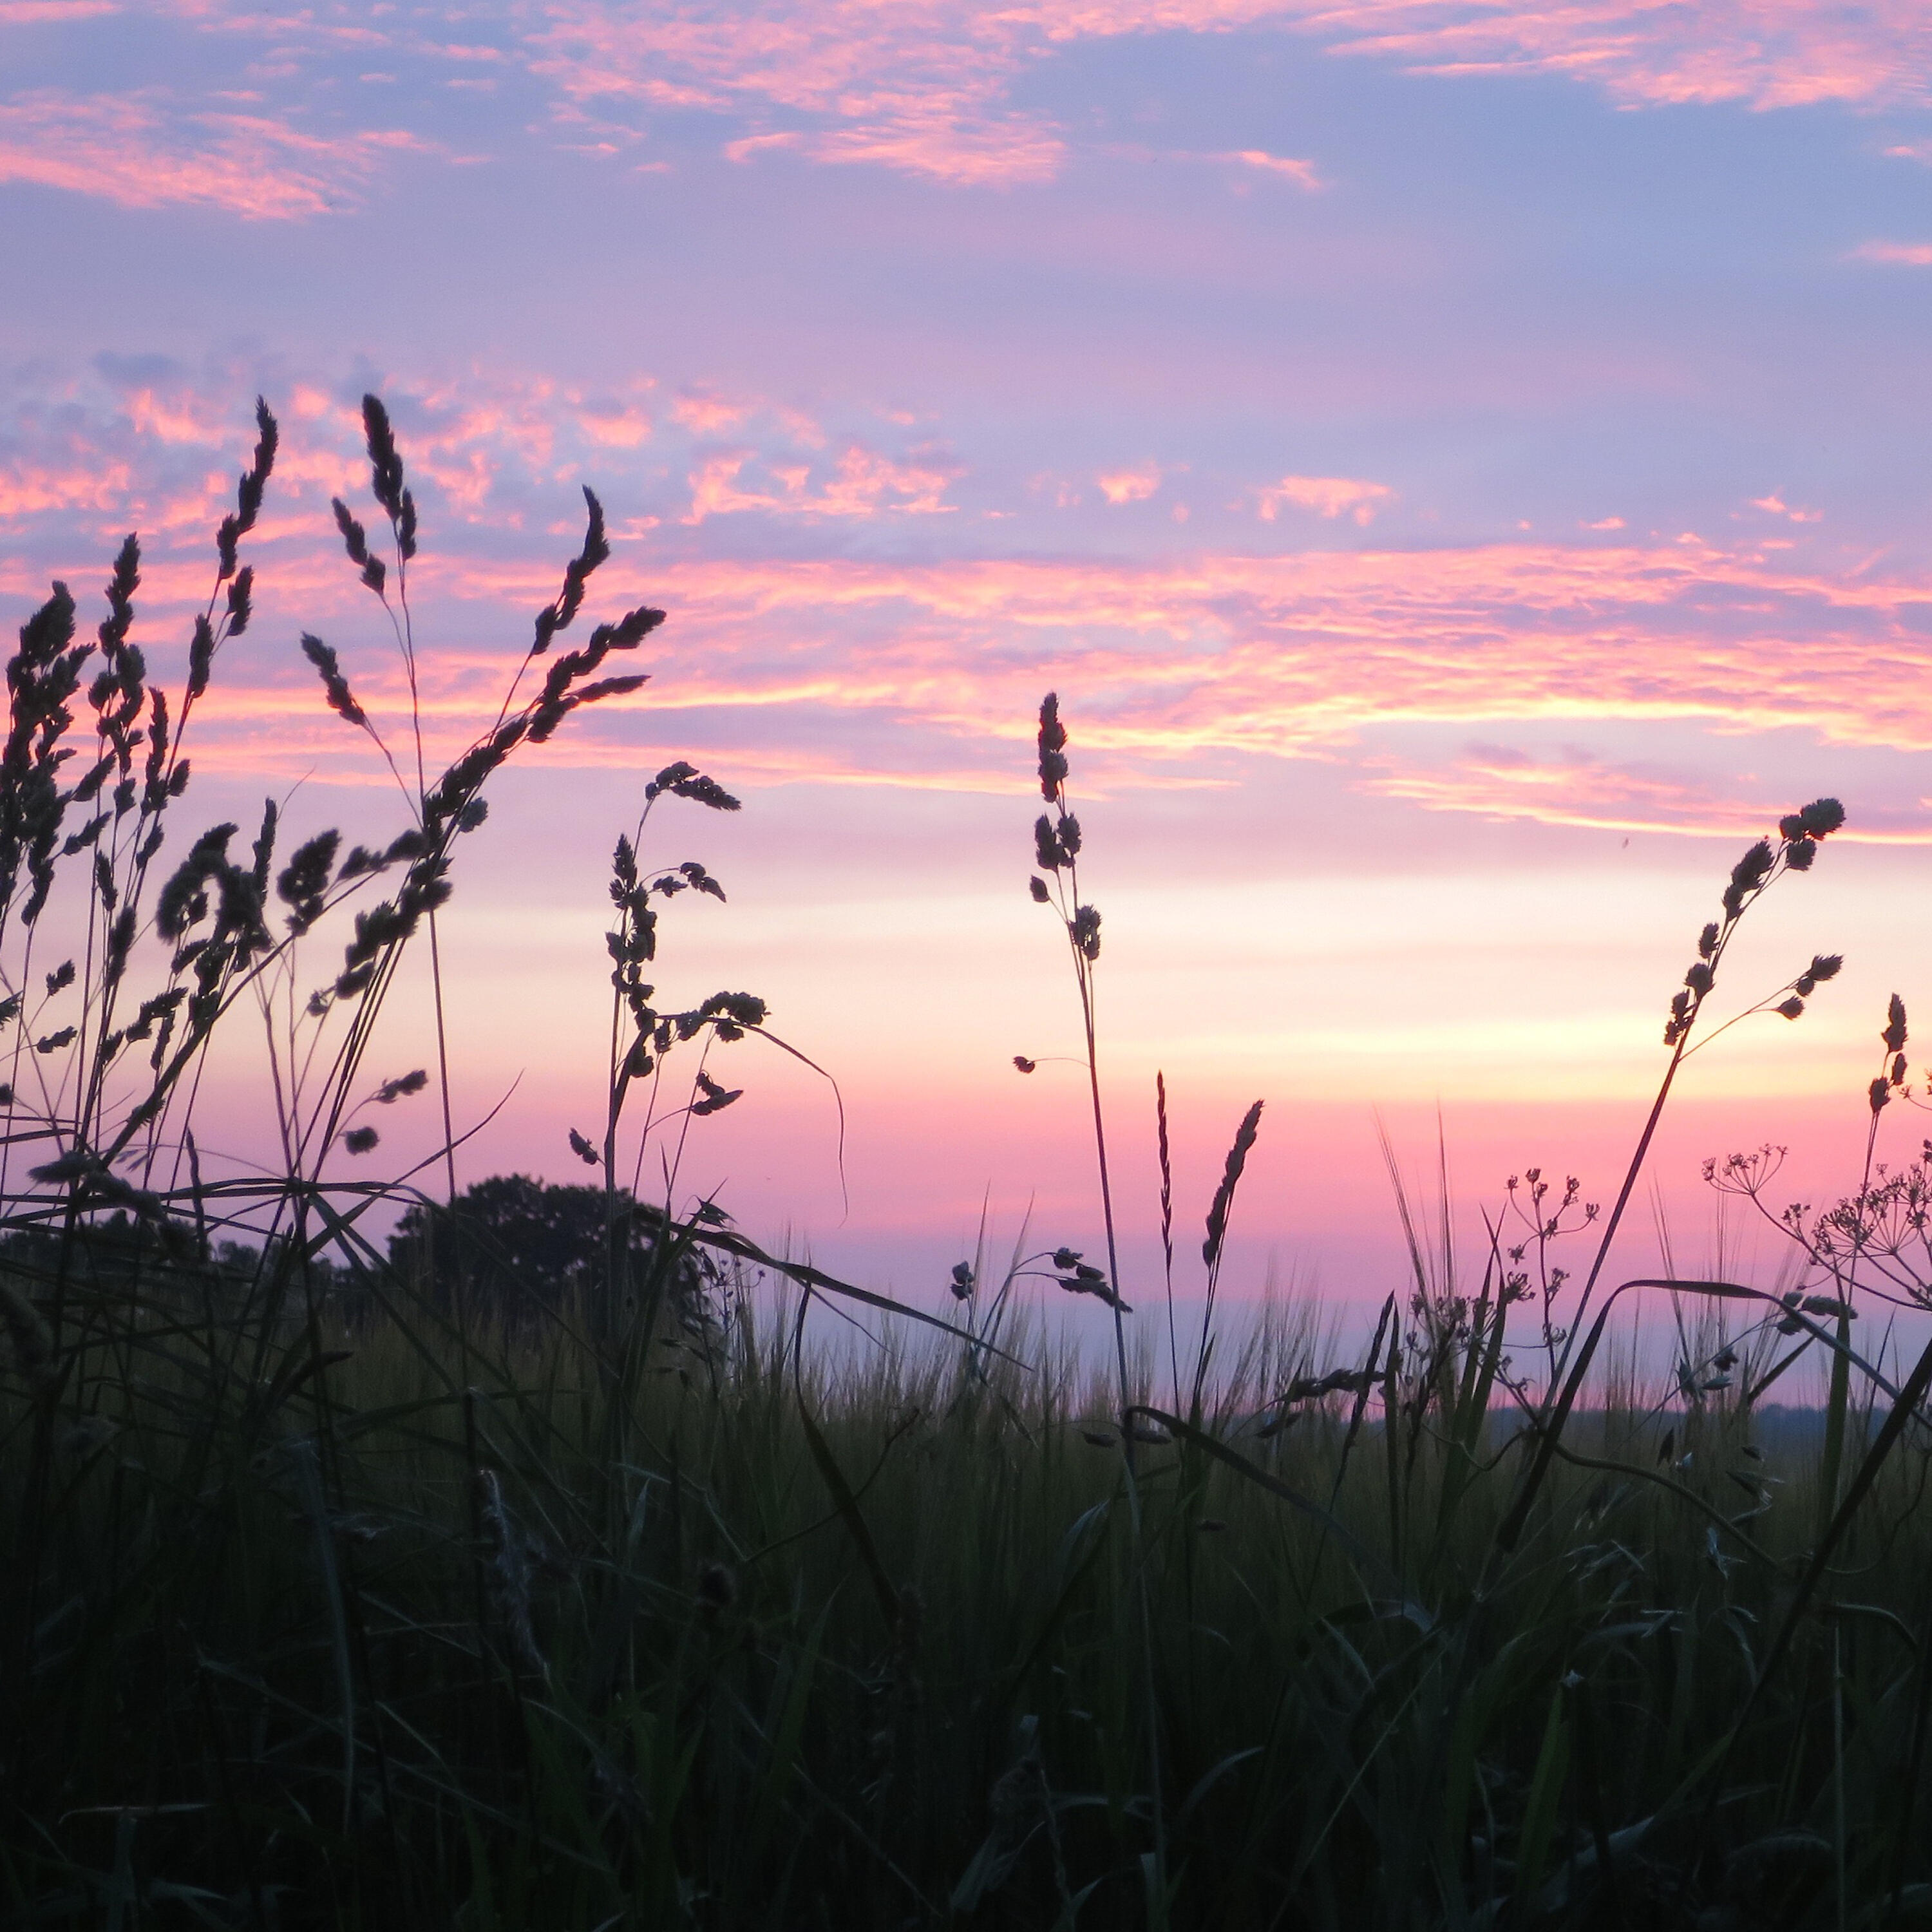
[4,0,1932,1340]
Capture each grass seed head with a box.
[1037,691,1067,800]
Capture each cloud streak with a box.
[1361,740,1932,841]
[12,0,1924,211]
[0,90,428,217]
[527,0,1932,189]
[1298,0,1932,109]
[8,366,1931,843]
[52,530,1930,834]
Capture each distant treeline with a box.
[0,1174,717,1332]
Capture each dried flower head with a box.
[1037,692,1068,800]
[299,634,368,731]
[1034,815,1063,872]
[1202,1100,1264,1270]
[691,1070,742,1115]
[1884,994,1909,1055]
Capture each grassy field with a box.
[6,399,1932,1929]
[8,1244,1932,1930]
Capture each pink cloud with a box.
[724,130,804,162]
[0,90,428,218]
[1289,0,1932,110]
[1362,743,1931,841]
[683,440,961,520]
[358,536,1932,779]
[804,104,1065,185]
[1852,240,1932,265]
[43,0,1913,205]
[125,387,237,447]
[525,0,1932,196]
[1097,462,1162,504]
[15,512,1932,848]
[684,450,789,520]
[1749,493,1822,522]
[533,1,1066,184]
[810,442,960,514]
[0,461,135,517]
[1255,474,1393,524]
[672,390,757,435]
[1223,147,1322,188]
[574,399,654,448]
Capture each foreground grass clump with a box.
[5,1253,1932,1931]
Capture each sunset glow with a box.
[5,0,1932,1316]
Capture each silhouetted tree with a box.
[388,1174,719,1332]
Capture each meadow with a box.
[6,401,1932,1931]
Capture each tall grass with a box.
[5,399,1932,1929]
